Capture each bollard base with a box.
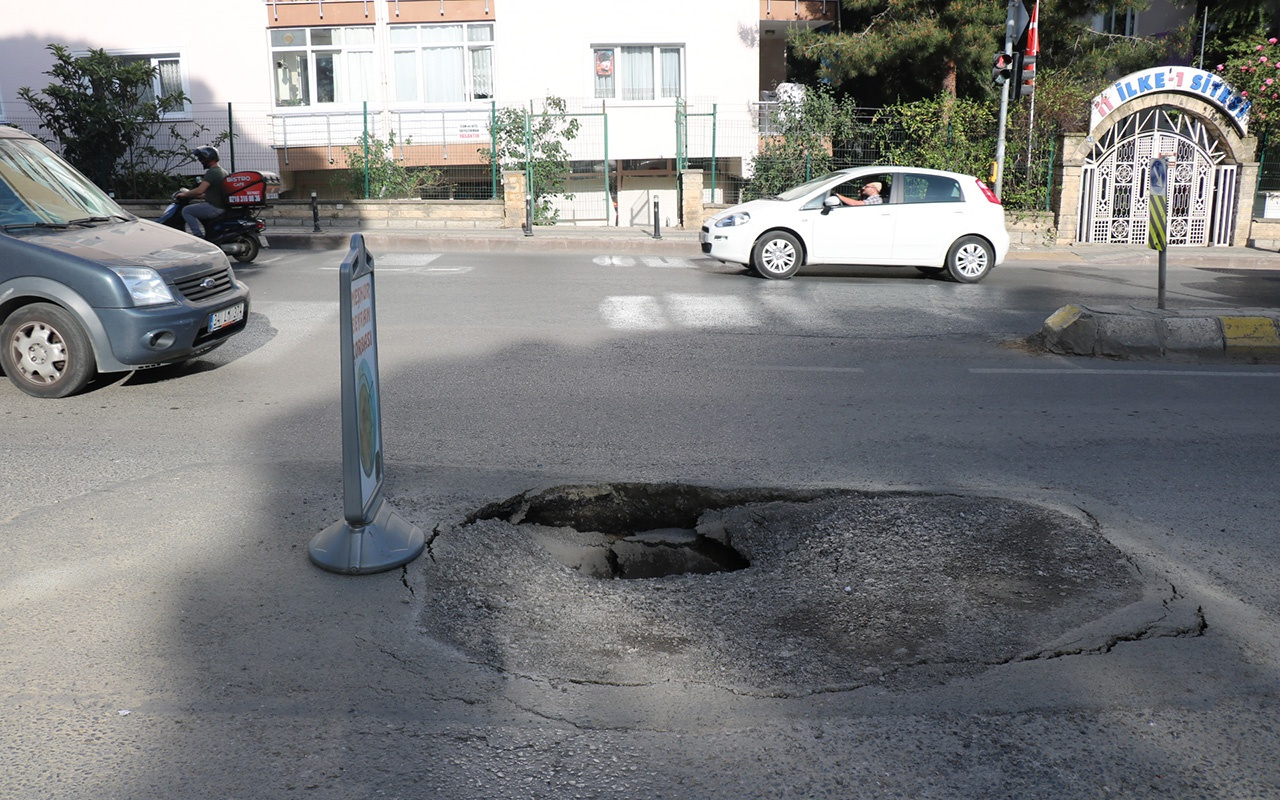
[310,497,425,575]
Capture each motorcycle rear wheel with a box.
[232,234,259,263]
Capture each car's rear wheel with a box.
[752,231,802,280]
[1,303,97,398]
[945,236,993,283]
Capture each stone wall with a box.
[121,198,509,231]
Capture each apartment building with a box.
[2,0,837,222]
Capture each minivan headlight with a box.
[112,267,175,306]
[715,212,751,227]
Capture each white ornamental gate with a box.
[1078,108,1237,246]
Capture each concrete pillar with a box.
[1054,133,1089,245]
[681,169,704,230]
[1231,135,1259,247]
[502,170,526,229]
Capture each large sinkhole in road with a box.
[417,483,1191,694]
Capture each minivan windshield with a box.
[0,136,127,228]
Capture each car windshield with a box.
[775,172,851,202]
[0,136,126,228]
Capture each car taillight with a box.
[976,179,1001,205]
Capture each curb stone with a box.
[1037,304,1280,361]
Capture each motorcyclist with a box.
[177,147,228,238]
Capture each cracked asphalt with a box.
[4,244,1279,799]
[416,485,1186,695]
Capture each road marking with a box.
[374,253,443,267]
[600,294,758,330]
[600,293,853,332]
[737,365,864,373]
[667,294,758,328]
[593,255,694,268]
[600,296,667,329]
[972,368,1280,377]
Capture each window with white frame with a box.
[116,53,190,116]
[390,22,494,104]
[593,45,682,101]
[270,27,376,107]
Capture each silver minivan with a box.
[0,125,250,398]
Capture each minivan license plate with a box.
[209,303,245,332]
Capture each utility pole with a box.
[993,0,1019,199]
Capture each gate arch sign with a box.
[1056,64,1261,248]
[1090,67,1252,135]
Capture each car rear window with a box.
[902,174,963,204]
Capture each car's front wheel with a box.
[751,231,802,280]
[945,236,994,283]
[1,303,97,398]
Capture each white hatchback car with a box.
[700,167,1010,282]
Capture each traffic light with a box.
[991,51,1014,86]
[1011,52,1036,100]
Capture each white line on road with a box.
[593,255,694,268]
[736,365,864,373]
[972,368,1280,377]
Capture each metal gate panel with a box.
[1078,109,1226,246]
[1212,165,1238,246]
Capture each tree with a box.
[788,0,1197,106]
[873,95,996,177]
[334,131,440,199]
[1212,34,1280,129]
[744,85,869,199]
[1193,0,1280,70]
[1038,0,1191,83]
[18,44,186,192]
[482,96,580,224]
[788,0,1007,103]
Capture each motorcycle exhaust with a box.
[219,241,250,256]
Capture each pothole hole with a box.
[467,482,821,579]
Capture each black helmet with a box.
[193,146,220,167]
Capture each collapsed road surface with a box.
[413,483,1202,696]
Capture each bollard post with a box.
[310,191,321,233]
[653,197,661,240]
[524,196,534,237]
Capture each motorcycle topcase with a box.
[223,171,281,207]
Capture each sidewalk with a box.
[268,223,701,255]
[267,221,1280,265]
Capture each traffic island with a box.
[413,483,1202,696]
[1034,304,1280,361]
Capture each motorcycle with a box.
[157,170,279,264]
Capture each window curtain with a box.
[660,48,681,98]
[157,59,183,98]
[393,51,418,101]
[337,51,375,102]
[423,47,465,102]
[621,46,653,101]
[471,47,493,99]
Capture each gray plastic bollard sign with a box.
[310,234,424,574]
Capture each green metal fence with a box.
[5,97,1067,213]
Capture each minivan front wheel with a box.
[752,231,802,279]
[1,303,96,398]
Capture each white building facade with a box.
[2,0,837,221]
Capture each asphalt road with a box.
[2,247,1279,799]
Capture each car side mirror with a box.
[823,195,841,211]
